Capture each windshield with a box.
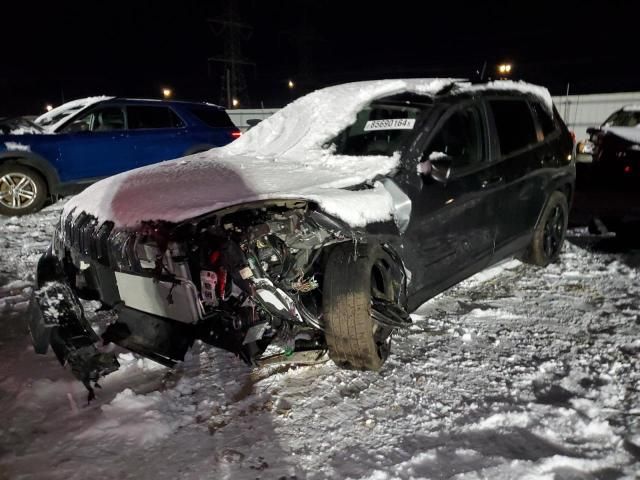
[35,105,87,128]
[603,110,640,127]
[329,100,430,156]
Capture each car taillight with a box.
[231,130,242,139]
[570,130,576,144]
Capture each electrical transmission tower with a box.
[207,2,254,108]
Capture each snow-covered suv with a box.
[28,79,575,399]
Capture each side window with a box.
[127,106,184,130]
[190,107,235,128]
[489,100,537,156]
[424,107,482,168]
[531,102,556,138]
[61,106,125,133]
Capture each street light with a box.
[497,63,513,76]
[45,104,53,112]
[232,98,239,108]
[162,88,172,99]
[288,79,295,89]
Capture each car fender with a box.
[0,151,61,194]
[534,171,575,230]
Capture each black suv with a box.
[572,105,640,233]
[29,80,575,398]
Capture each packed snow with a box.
[62,79,554,230]
[1,201,639,479]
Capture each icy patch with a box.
[75,387,189,446]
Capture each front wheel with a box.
[0,165,48,216]
[322,242,397,370]
[522,191,569,267]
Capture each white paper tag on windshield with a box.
[364,118,415,131]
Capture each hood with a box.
[603,126,640,145]
[63,150,400,228]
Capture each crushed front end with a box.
[30,200,398,398]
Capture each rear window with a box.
[127,106,184,129]
[190,107,235,128]
[489,100,538,156]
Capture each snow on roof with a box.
[623,104,640,112]
[456,80,554,112]
[35,96,113,132]
[221,79,456,158]
[63,78,553,228]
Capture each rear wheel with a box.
[522,191,568,267]
[0,165,48,216]
[323,242,397,370]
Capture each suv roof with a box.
[101,98,225,109]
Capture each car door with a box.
[400,101,496,307]
[484,98,548,256]
[55,105,135,181]
[125,105,191,167]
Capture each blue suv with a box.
[0,97,240,215]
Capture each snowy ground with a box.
[0,200,639,480]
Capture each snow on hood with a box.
[35,96,113,132]
[63,79,553,229]
[604,126,640,144]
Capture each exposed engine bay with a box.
[30,201,410,400]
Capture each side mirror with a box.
[422,152,453,183]
[586,127,599,136]
[246,118,262,129]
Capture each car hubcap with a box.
[0,173,38,209]
[543,205,564,259]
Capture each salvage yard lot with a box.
[0,200,639,479]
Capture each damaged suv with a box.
[29,79,575,399]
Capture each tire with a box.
[0,164,48,216]
[522,191,569,267]
[323,242,396,370]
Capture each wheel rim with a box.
[371,261,393,360]
[543,205,564,259]
[0,173,38,210]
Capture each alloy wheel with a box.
[0,173,38,210]
[543,205,564,259]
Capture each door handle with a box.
[481,176,503,188]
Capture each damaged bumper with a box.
[28,249,119,400]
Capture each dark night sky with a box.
[1,0,638,116]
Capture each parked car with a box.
[0,97,240,215]
[571,105,640,233]
[28,79,575,399]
